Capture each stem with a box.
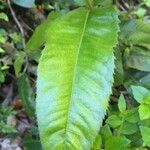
[7,0,25,48]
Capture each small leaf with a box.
[143,93,150,105]
[139,104,150,120]
[0,47,5,53]
[18,74,35,116]
[125,46,150,72]
[120,20,150,49]
[1,65,9,70]
[126,132,142,148]
[0,34,6,44]
[0,69,5,83]
[0,121,17,133]
[106,115,122,128]
[140,126,150,147]
[14,52,25,77]
[92,134,102,150]
[144,0,150,7]
[141,118,150,129]
[135,8,146,18]
[125,71,150,89]
[131,85,149,104]
[118,94,126,112]
[0,12,9,21]
[10,32,21,44]
[114,47,124,86]
[105,136,130,150]
[100,124,112,144]
[124,108,140,123]
[120,121,138,135]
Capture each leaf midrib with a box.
[64,9,90,147]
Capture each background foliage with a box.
[0,0,150,149]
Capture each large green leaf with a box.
[36,6,119,149]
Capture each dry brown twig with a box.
[7,0,26,48]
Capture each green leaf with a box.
[118,94,126,112]
[12,0,35,8]
[100,124,112,144]
[26,11,61,53]
[140,126,150,147]
[126,132,142,148]
[0,121,17,133]
[0,12,9,21]
[131,85,149,104]
[91,134,102,150]
[139,104,150,120]
[105,136,130,150]
[10,32,21,44]
[14,51,25,77]
[23,137,42,150]
[141,118,150,128]
[106,115,122,128]
[36,6,119,149]
[125,46,150,72]
[0,47,5,53]
[120,121,138,135]
[18,74,35,116]
[143,0,150,7]
[143,93,150,105]
[124,108,140,123]
[120,20,150,49]
[114,47,124,86]
[0,69,5,83]
[0,34,6,44]
[124,71,150,89]
[1,65,9,70]
[135,8,146,18]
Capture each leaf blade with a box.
[18,74,35,116]
[36,7,119,149]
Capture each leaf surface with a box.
[120,20,150,49]
[140,126,150,147]
[12,0,35,8]
[131,85,149,104]
[18,74,35,116]
[36,6,119,150]
[125,46,150,72]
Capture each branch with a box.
[7,0,25,48]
